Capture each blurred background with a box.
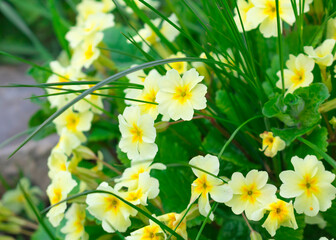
[0,0,77,195]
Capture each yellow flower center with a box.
[269,200,289,222]
[126,189,143,202]
[85,44,95,60]
[299,173,319,197]
[73,219,84,233]
[241,183,261,204]
[105,196,120,214]
[146,31,157,45]
[263,136,274,148]
[142,225,162,240]
[264,0,280,19]
[142,89,158,112]
[51,188,62,205]
[193,174,213,195]
[65,113,80,131]
[60,163,67,171]
[173,84,192,104]
[131,168,145,180]
[130,123,144,143]
[291,69,305,86]
[170,62,186,74]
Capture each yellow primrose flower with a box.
[165,52,188,74]
[128,69,162,120]
[124,172,160,206]
[71,33,104,69]
[156,68,207,121]
[259,131,285,158]
[115,160,166,191]
[73,83,105,114]
[46,61,84,109]
[61,203,88,240]
[48,151,69,179]
[119,0,160,14]
[246,0,295,37]
[125,221,165,240]
[53,108,94,135]
[46,171,78,227]
[234,0,256,32]
[327,18,336,40]
[305,214,327,229]
[134,14,179,52]
[304,39,336,67]
[124,66,146,105]
[66,13,114,49]
[261,199,298,236]
[76,0,105,24]
[191,53,210,81]
[118,106,158,161]
[276,54,315,94]
[157,212,188,240]
[86,182,137,233]
[189,154,233,220]
[319,237,334,240]
[54,129,83,156]
[225,170,277,221]
[279,155,336,216]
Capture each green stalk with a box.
[275,0,285,94]
[195,203,218,240]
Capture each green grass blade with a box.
[19,181,57,240]
[40,190,184,240]
[275,0,285,94]
[297,137,336,169]
[218,115,263,159]
[47,0,70,57]
[0,1,52,60]
[0,127,36,149]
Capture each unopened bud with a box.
[250,231,262,240]
[154,121,169,133]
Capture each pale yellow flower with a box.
[66,13,114,49]
[1,178,41,219]
[124,172,160,206]
[46,61,84,109]
[48,151,69,179]
[225,170,277,221]
[134,14,179,52]
[191,53,210,81]
[61,204,88,240]
[118,106,158,161]
[46,171,77,227]
[156,68,207,121]
[54,108,93,136]
[54,129,83,156]
[86,182,137,233]
[189,154,233,220]
[157,212,188,240]
[125,221,165,240]
[259,131,285,157]
[165,52,188,74]
[128,69,162,120]
[74,83,105,114]
[279,155,336,216]
[76,0,105,24]
[234,0,256,32]
[304,39,336,67]
[120,0,160,14]
[246,0,296,37]
[327,18,336,41]
[261,199,298,236]
[276,54,315,94]
[71,33,103,69]
[115,160,166,191]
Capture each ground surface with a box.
[0,64,56,194]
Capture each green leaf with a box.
[88,121,119,142]
[215,90,239,123]
[294,126,328,159]
[153,133,192,212]
[273,214,305,240]
[322,200,336,238]
[263,83,330,144]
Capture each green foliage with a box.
[273,214,305,240]
[263,83,330,144]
